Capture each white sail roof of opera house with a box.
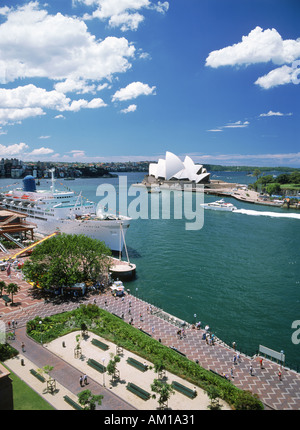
[149,152,210,183]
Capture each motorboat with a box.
[200,199,237,211]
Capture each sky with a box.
[0,0,299,167]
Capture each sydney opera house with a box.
[148,151,210,184]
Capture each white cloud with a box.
[0,107,45,125]
[207,120,249,132]
[206,26,300,89]
[0,142,28,156]
[0,2,135,84]
[76,0,168,31]
[29,147,54,155]
[259,110,292,117]
[223,120,249,128]
[112,81,156,101]
[254,64,296,89]
[0,84,107,123]
[39,136,51,139]
[121,104,137,113]
[206,27,300,68]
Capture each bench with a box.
[91,338,109,351]
[126,382,150,400]
[209,369,231,382]
[29,369,46,383]
[2,295,11,304]
[87,358,106,373]
[126,357,148,372]
[169,346,186,357]
[172,381,197,399]
[63,395,83,410]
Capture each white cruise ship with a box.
[0,172,131,252]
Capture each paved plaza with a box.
[1,262,300,410]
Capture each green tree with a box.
[207,385,222,410]
[5,282,20,305]
[253,168,261,179]
[151,379,175,409]
[0,280,6,297]
[77,389,103,410]
[106,353,121,383]
[153,359,166,379]
[21,233,111,292]
[266,183,281,196]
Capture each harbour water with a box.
[1,172,299,369]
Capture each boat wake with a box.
[233,208,300,220]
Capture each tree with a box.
[253,168,261,179]
[153,359,166,379]
[21,233,111,292]
[266,183,281,196]
[206,385,222,410]
[106,353,121,384]
[77,389,103,410]
[5,283,20,305]
[0,280,6,297]
[151,379,175,409]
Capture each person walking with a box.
[259,358,263,369]
[21,342,25,352]
[79,375,83,387]
[83,374,88,385]
[278,370,282,381]
[249,365,253,376]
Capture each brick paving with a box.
[1,264,300,410]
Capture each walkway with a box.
[1,287,300,410]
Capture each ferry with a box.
[0,171,131,252]
[201,199,237,212]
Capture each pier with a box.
[0,265,300,410]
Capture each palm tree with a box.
[5,282,20,305]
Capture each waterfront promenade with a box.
[0,267,300,410]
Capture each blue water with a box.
[2,172,299,369]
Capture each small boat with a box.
[201,199,237,211]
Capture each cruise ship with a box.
[0,172,131,252]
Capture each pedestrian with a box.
[230,367,234,379]
[278,370,282,381]
[21,342,25,352]
[83,374,88,385]
[249,365,253,376]
[79,375,83,387]
[233,355,237,365]
[232,341,236,351]
[259,358,263,369]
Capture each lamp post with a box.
[102,358,105,387]
[39,320,42,345]
[280,350,284,370]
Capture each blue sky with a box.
[0,0,299,167]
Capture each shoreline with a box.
[136,178,294,209]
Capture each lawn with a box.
[2,364,54,410]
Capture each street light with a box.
[280,350,284,370]
[39,320,42,345]
[102,358,105,387]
